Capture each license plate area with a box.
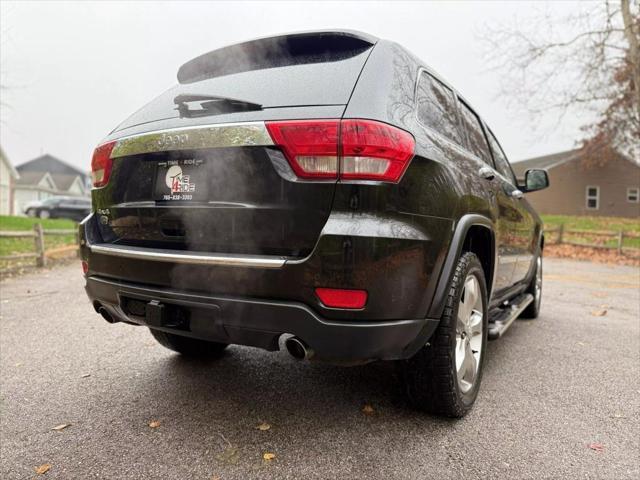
[154,158,206,202]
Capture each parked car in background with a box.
[25,196,91,221]
[81,30,549,418]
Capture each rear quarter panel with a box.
[344,40,497,223]
[343,40,502,312]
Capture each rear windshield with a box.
[115,38,373,132]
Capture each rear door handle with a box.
[478,167,495,180]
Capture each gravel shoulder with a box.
[1,258,638,479]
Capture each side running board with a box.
[487,293,534,340]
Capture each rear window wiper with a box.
[174,94,262,118]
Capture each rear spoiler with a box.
[177,30,378,84]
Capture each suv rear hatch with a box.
[92,31,376,258]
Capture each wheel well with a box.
[462,225,494,295]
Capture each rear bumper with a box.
[80,211,453,322]
[86,275,439,362]
[80,209,452,361]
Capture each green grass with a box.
[542,214,640,249]
[0,215,77,259]
[0,215,76,231]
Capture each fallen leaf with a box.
[610,413,625,419]
[588,443,604,453]
[148,420,161,428]
[362,404,375,415]
[591,309,607,317]
[545,244,640,267]
[35,464,51,475]
[256,422,271,431]
[215,446,239,464]
[80,373,91,378]
[576,341,586,347]
[263,452,276,461]
[51,424,70,431]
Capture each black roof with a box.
[16,154,88,179]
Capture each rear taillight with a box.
[266,119,414,183]
[340,120,415,182]
[91,141,116,188]
[315,288,368,309]
[264,120,339,179]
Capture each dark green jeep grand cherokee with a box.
[80,30,549,417]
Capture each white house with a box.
[14,154,90,215]
[0,146,20,215]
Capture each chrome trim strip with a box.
[90,243,285,268]
[110,122,274,158]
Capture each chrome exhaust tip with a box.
[97,306,117,324]
[285,337,312,360]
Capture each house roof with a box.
[0,146,19,179]
[16,154,88,180]
[511,149,581,176]
[51,173,82,191]
[15,171,48,186]
[14,170,85,192]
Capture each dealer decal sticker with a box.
[158,159,202,201]
[165,165,195,194]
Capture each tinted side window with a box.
[416,72,463,145]
[487,130,516,184]
[458,101,492,163]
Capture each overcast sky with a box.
[1,0,594,171]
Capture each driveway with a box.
[1,258,638,479]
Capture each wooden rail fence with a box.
[1,223,638,270]
[545,224,640,255]
[0,224,78,269]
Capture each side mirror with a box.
[523,169,549,192]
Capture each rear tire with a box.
[521,254,542,319]
[38,210,50,219]
[149,329,228,358]
[400,252,488,418]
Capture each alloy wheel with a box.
[534,256,542,308]
[455,274,484,394]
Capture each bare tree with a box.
[481,0,640,165]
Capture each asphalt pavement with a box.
[1,258,638,479]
